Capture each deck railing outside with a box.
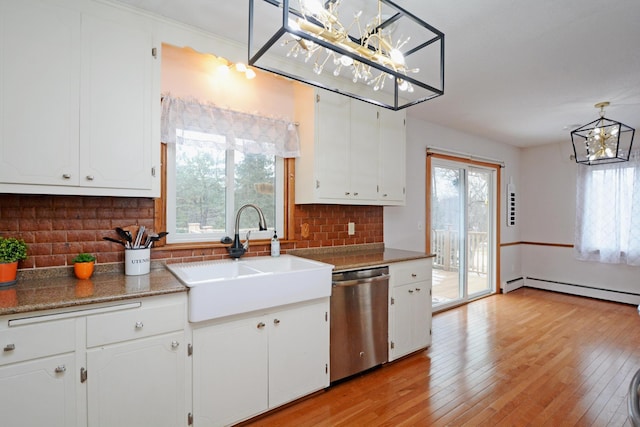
[432,229,488,274]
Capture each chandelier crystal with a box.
[570,102,635,165]
[248,0,444,110]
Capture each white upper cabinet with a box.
[294,85,406,206]
[378,108,407,203]
[0,0,81,187]
[314,90,351,200]
[80,9,156,192]
[0,0,160,197]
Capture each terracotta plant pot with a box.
[0,261,18,286]
[74,262,95,280]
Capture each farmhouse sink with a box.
[167,255,333,322]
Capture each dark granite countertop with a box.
[0,266,186,316]
[289,243,434,272]
[0,244,432,316]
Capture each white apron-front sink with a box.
[167,255,333,322]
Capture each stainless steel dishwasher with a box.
[330,266,389,382]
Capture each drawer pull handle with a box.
[55,365,66,373]
[3,344,15,352]
[273,318,280,325]
[86,175,95,181]
[62,174,71,179]
[415,288,421,292]
[171,341,180,349]
[257,322,265,329]
[411,273,417,278]
[135,321,144,329]
[408,289,414,294]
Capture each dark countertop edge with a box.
[289,245,435,272]
[0,287,186,317]
[0,267,186,317]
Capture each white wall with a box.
[383,117,522,286]
[520,142,640,303]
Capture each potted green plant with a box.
[72,253,96,280]
[0,237,28,286]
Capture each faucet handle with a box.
[243,230,251,251]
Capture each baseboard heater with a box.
[525,277,640,305]
[501,277,524,293]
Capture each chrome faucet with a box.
[227,204,267,259]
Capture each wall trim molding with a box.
[525,277,640,305]
[500,241,574,248]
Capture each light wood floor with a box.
[243,288,640,426]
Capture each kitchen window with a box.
[575,150,640,265]
[160,95,299,244]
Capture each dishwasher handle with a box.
[332,273,389,288]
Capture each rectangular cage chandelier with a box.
[248,0,445,110]
[570,102,635,165]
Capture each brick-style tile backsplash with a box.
[0,194,155,268]
[293,204,383,248]
[0,194,383,270]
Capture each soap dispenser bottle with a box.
[271,230,280,257]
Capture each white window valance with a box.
[160,94,300,158]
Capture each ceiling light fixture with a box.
[570,102,635,165]
[217,59,257,80]
[248,0,444,110]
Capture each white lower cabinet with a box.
[85,295,187,427]
[388,259,433,361]
[86,331,185,427]
[0,352,77,427]
[192,299,330,426]
[0,317,78,426]
[0,293,187,427]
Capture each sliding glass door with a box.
[429,156,497,310]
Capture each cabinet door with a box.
[86,331,185,427]
[413,283,432,350]
[193,316,268,426]
[80,11,155,190]
[390,282,416,360]
[378,108,406,203]
[349,101,379,201]
[315,90,350,199]
[269,301,329,408]
[0,353,76,427]
[0,0,80,186]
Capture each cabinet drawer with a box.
[389,260,432,287]
[87,302,184,347]
[0,319,75,366]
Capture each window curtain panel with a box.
[575,150,640,265]
[160,94,300,158]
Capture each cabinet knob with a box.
[408,289,414,294]
[86,175,95,181]
[345,192,350,196]
[273,318,281,325]
[171,341,180,349]
[411,273,417,278]
[135,321,144,329]
[3,343,15,352]
[353,192,359,196]
[62,174,71,179]
[415,288,421,292]
[257,322,266,329]
[382,193,388,197]
[54,365,66,373]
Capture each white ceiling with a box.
[114,0,640,148]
